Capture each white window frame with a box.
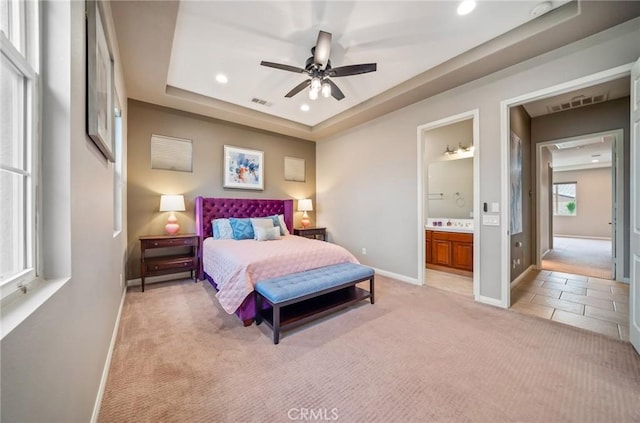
[113,97,123,236]
[0,0,40,301]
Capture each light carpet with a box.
[98,276,639,423]
[542,236,612,280]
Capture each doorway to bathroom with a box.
[417,110,479,299]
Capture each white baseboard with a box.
[477,295,507,309]
[90,287,126,423]
[126,271,192,287]
[510,265,534,289]
[371,267,419,286]
[553,234,612,240]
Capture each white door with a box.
[611,137,617,279]
[630,57,640,354]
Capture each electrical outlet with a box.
[362,247,367,255]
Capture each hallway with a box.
[542,236,612,279]
[511,269,629,341]
[425,267,629,341]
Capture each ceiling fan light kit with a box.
[261,30,377,102]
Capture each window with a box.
[113,101,123,234]
[0,0,39,299]
[553,182,577,216]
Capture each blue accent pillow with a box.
[229,218,255,240]
[212,219,233,239]
[268,215,284,235]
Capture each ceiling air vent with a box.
[251,97,272,107]
[547,93,608,114]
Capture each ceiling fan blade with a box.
[326,79,345,101]
[328,63,377,77]
[314,30,332,69]
[285,79,311,98]
[260,61,306,74]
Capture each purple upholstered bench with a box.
[254,262,375,344]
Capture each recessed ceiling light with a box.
[300,104,310,112]
[592,159,599,163]
[457,0,476,16]
[531,1,553,17]
[215,74,228,84]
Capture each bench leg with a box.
[370,276,375,304]
[255,293,263,325]
[273,305,281,344]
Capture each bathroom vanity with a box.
[425,219,473,276]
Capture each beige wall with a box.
[317,18,639,300]
[126,100,316,280]
[553,167,612,239]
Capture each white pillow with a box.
[277,214,290,235]
[251,218,274,240]
[212,218,233,239]
[254,226,281,241]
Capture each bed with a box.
[195,197,358,326]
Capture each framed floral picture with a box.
[86,0,115,162]
[223,145,264,190]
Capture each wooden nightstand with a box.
[294,227,327,241]
[139,234,199,292]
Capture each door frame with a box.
[500,63,633,307]
[534,129,624,281]
[416,109,480,300]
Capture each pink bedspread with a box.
[203,235,358,313]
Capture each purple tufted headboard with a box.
[195,197,294,279]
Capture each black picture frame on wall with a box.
[86,0,115,162]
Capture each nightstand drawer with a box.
[139,234,199,292]
[143,237,196,248]
[145,256,196,272]
[294,227,327,241]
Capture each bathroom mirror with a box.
[427,157,473,218]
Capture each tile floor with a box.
[425,268,473,297]
[424,267,630,342]
[511,269,629,341]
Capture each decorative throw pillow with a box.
[229,218,255,240]
[254,226,281,241]
[212,218,233,239]
[250,218,274,239]
[268,215,284,235]
[277,214,290,236]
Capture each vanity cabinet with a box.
[425,230,432,264]
[425,230,473,275]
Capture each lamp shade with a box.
[159,195,186,212]
[297,199,313,212]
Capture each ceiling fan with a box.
[260,30,377,101]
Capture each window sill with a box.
[1,276,70,340]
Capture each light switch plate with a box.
[491,202,500,213]
[482,215,500,226]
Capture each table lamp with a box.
[159,194,186,235]
[298,198,313,228]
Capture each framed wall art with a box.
[223,145,264,190]
[86,0,115,162]
[510,131,523,235]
